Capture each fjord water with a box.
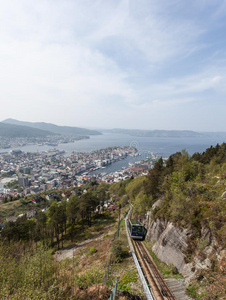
[1,133,225,157]
[1,133,224,175]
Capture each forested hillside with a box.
[109,143,226,243]
[0,143,225,299]
[110,143,226,298]
[0,122,54,137]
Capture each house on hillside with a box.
[108,204,119,211]
[71,189,82,196]
[61,190,71,198]
[6,215,20,222]
[32,195,45,204]
[46,193,60,202]
[27,210,37,219]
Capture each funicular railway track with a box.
[133,240,176,300]
[127,204,176,299]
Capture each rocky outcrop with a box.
[145,216,222,283]
[146,219,192,279]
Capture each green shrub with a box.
[89,246,97,255]
[112,240,124,263]
[118,271,138,292]
[186,284,206,299]
[74,267,104,289]
[186,284,199,298]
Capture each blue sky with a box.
[0,0,226,131]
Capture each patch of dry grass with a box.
[56,206,144,296]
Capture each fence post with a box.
[105,209,129,285]
[108,279,118,300]
[118,204,121,237]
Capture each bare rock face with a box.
[149,221,190,275]
[146,217,221,283]
[146,217,168,241]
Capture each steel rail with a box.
[127,203,175,299]
[137,241,176,300]
[134,240,164,300]
[125,206,154,300]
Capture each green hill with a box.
[2,118,101,136]
[0,122,55,138]
[103,128,203,137]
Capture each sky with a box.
[0,0,226,131]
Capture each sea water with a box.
[0,133,224,175]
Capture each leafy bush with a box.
[186,284,199,298]
[186,284,207,299]
[74,267,104,289]
[89,246,97,254]
[111,240,129,263]
[112,240,124,263]
[118,270,138,292]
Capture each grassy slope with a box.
[0,207,145,299]
[0,197,47,220]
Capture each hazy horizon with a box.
[2,118,226,134]
[1,1,226,132]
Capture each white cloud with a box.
[0,0,225,130]
[212,0,226,19]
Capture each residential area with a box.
[0,135,89,150]
[0,146,154,204]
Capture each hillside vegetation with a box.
[0,204,143,299]
[0,122,54,138]
[2,118,101,136]
[145,144,226,244]
[111,143,226,299]
[110,144,226,244]
[0,143,225,299]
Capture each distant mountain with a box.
[103,128,203,137]
[198,131,226,138]
[2,119,102,136]
[0,122,54,138]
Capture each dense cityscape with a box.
[0,146,157,206]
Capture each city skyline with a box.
[1,0,226,131]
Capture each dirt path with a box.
[55,225,114,261]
